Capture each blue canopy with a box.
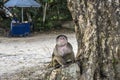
[4,0,41,22]
[4,0,41,7]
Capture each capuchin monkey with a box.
[48,35,75,68]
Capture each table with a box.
[10,22,31,36]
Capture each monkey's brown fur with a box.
[47,35,75,68]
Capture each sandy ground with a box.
[0,32,77,79]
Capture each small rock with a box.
[42,63,80,80]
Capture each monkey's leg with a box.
[52,58,59,67]
[64,53,75,63]
[54,56,66,67]
[46,54,56,68]
[46,57,59,68]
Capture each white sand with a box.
[0,33,77,76]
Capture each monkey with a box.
[47,35,75,68]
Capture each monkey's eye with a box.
[59,37,65,40]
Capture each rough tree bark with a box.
[67,0,119,80]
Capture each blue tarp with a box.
[4,0,41,7]
[4,0,41,22]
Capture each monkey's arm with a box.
[67,42,75,62]
[67,42,73,50]
[46,46,60,68]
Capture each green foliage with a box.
[0,0,72,31]
[31,0,72,31]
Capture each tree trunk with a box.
[43,2,48,25]
[67,0,119,80]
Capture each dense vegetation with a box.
[0,0,72,31]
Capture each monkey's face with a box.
[56,36,68,46]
